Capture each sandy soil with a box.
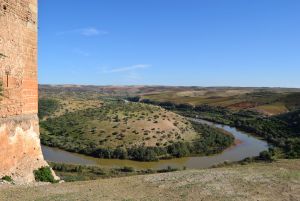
[0,159,299,201]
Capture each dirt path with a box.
[1,160,299,201]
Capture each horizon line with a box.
[38,83,300,90]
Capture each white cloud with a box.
[103,64,151,73]
[80,28,108,36]
[57,27,108,37]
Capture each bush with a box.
[113,148,128,159]
[119,166,135,172]
[1,175,13,182]
[157,166,178,173]
[259,150,275,162]
[34,167,56,183]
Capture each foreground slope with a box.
[1,160,299,201]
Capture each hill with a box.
[40,99,198,151]
[38,86,234,161]
[141,89,300,116]
[39,85,300,116]
[1,159,299,201]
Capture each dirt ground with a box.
[0,159,299,201]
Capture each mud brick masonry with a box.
[0,0,50,183]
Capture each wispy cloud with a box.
[80,28,108,36]
[57,27,108,37]
[72,48,90,57]
[103,64,151,73]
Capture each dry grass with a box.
[142,89,300,115]
[1,159,299,201]
[255,102,289,116]
[54,99,103,117]
[81,103,198,148]
[142,89,254,106]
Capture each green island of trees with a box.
[39,98,234,162]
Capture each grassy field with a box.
[140,88,300,115]
[1,159,299,201]
[255,102,289,115]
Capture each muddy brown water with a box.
[42,119,269,170]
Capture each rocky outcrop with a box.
[0,114,48,183]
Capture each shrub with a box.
[259,150,275,162]
[113,148,128,159]
[157,166,178,173]
[119,166,135,172]
[1,176,13,182]
[34,167,56,183]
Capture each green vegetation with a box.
[34,167,56,183]
[39,95,233,161]
[49,162,180,182]
[281,92,300,110]
[127,89,300,159]
[171,105,300,159]
[191,123,234,155]
[1,175,13,182]
[40,96,236,161]
[40,99,197,150]
[38,98,60,119]
[259,150,276,162]
[40,103,233,161]
[38,86,300,163]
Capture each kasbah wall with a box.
[0,0,52,183]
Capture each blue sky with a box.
[39,0,300,87]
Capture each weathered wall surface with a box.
[0,114,47,182]
[0,0,38,117]
[0,0,49,183]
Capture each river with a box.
[42,119,269,170]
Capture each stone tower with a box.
[0,0,49,183]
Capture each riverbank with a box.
[1,159,299,201]
[42,119,268,170]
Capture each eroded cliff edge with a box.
[0,114,48,183]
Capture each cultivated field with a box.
[142,90,300,115]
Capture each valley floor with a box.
[0,160,299,201]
